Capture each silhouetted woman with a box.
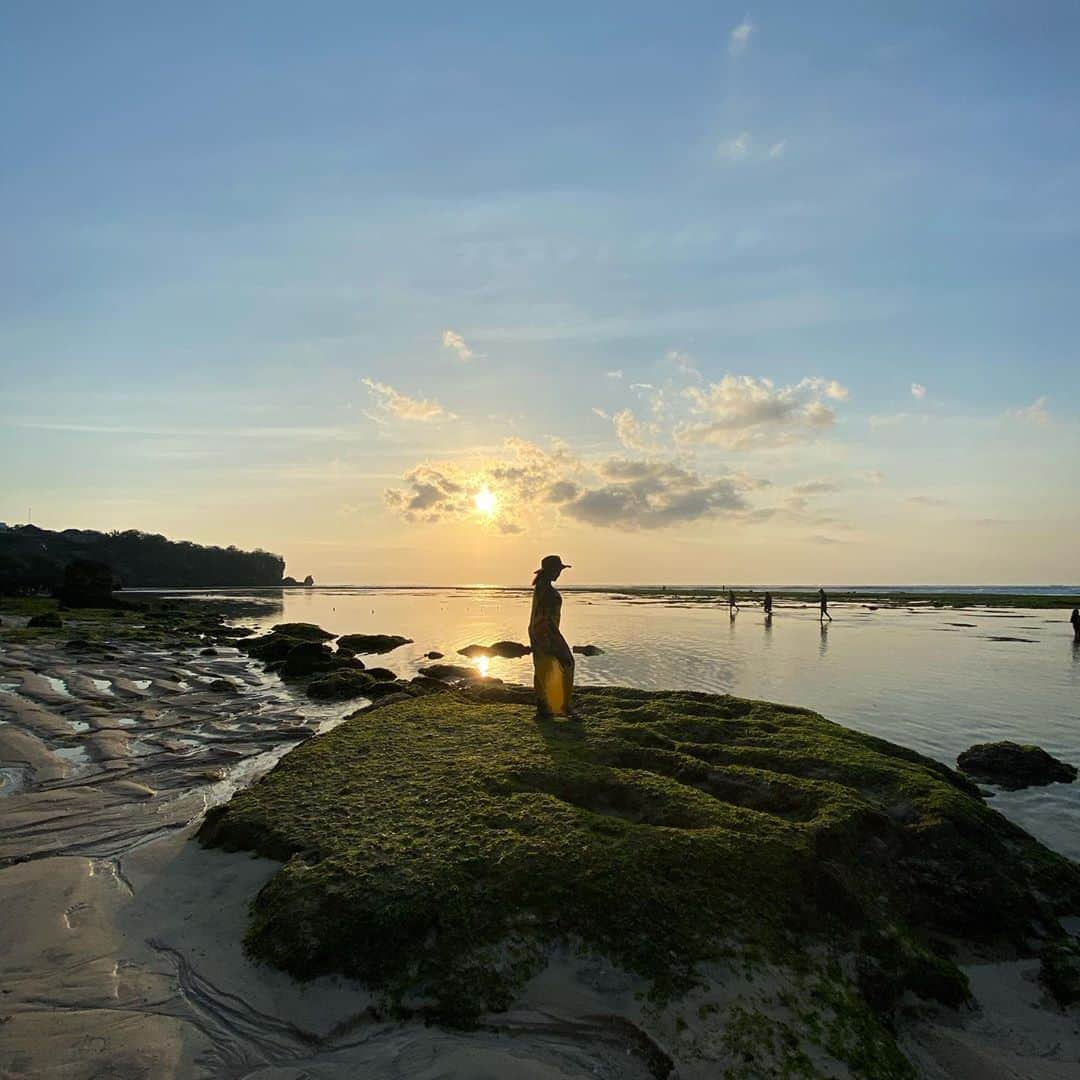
[763,591,773,617]
[1072,608,1080,642]
[529,555,574,718]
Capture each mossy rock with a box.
[958,741,1078,790]
[268,641,360,679]
[28,611,63,628]
[416,663,486,682]
[458,641,531,659]
[336,633,412,655]
[207,678,239,694]
[306,670,376,702]
[1040,937,1080,1007]
[199,686,1080,1031]
[269,622,336,642]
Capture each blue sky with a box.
[3,3,1078,583]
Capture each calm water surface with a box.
[189,588,1080,860]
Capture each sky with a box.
[2,2,1078,585]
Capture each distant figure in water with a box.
[529,555,574,718]
[1072,608,1080,642]
[818,588,833,622]
[728,589,739,615]
[763,591,773,617]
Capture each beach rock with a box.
[363,667,398,681]
[207,679,239,694]
[458,641,531,659]
[411,674,453,693]
[199,647,218,657]
[281,576,299,586]
[336,633,412,655]
[307,670,375,702]
[269,622,336,642]
[303,575,314,587]
[64,639,92,651]
[957,741,1078,790]
[573,644,604,656]
[213,625,256,639]
[417,663,484,682]
[365,680,418,701]
[1041,938,1080,1007]
[270,642,357,679]
[425,651,444,660]
[28,611,62,628]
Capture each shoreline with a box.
[2,599,1079,1077]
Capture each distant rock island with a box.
[0,524,289,590]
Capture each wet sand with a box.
[2,626,1079,1077]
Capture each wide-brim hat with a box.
[536,554,571,574]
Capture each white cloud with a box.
[911,382,927,400]
[675,375,849,450]
[907,495,948,507]
[767,140,786,159]
[729,16,754,56]
[792,480,839,496]
[1007,396,1050,425]
[717,132,752,161]
[441,329,475,362]
[612,408,659,452]
[361,378,457,422]
[665,350,701,378]
[592,407,610,420]
[863,469,886,484]
[605,370,624,380]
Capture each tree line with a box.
[0,525,285,594]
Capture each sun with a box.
[474,487,498,517]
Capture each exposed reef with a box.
[958,741,1078,790]
[200,683,1080,1069]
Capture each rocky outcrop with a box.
[336,633,412,655]
[573,644,604,656]
[458,641,531,659]
[28,611,62,628]
[957,741,1078,790]
[269,623,336,642]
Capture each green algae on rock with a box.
[199,684,1080,1047]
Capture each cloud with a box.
[361,378,457,422]
[612,408,660,451]
[717,132,752,161]
[592,407,610,420]
[675,375,848,450]
[767,140,786,159]
[605,370,623,380]
[384,438,755,533]
[792,480,839,496]
[911,382,927,400]
[863,469,886,484]
[441,329,475,362]
[665,350,700,378]
[561,459,748,530]
[1007,396,1050,425]
[907,495,948,507]
[729,16,754,56]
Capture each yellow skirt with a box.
[533,651,573,716]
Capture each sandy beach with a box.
[2,610,1079,1079]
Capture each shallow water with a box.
[178,587,1080,860]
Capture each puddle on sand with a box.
[42,675,73,697]
[90,678,113,695]
[0,766,32,796]
[67,720,91,733]
[113,717,138,727]
[53,745,91,771]
[131,679,153,691]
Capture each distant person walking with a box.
[529,555,575,718]
[818,588,833,622]
[763,591,773,617]
[1072,607,1080,642]
[728,589,739,615]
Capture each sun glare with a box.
[474,487,498,517]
